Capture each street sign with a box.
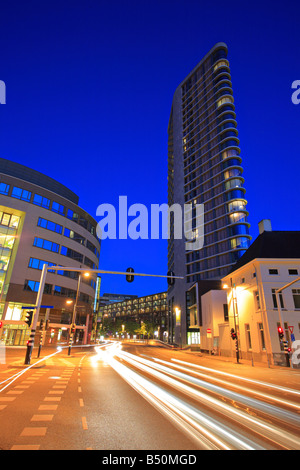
[289,326,294,334]
[21,306,54,309]
[291,333,295,342]
[207,328,212,338]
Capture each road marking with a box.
[79,398,84,407]
[0,405,7,410]
[52,385,67,389]
[48,390,64,394]
[14,385,30,389]
[38,405,58,411]
[82,417,88,430]
[21,427,47,436]
[6,390,24,395]
[31,414,54,422]
[78,387,82,393]
[44,397,61,402]
[0,397,16,402]
[11,444,40,450]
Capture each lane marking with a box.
[11,444,40,450]
[38,405,58,411]
[21,427,47,436]
[31,414,54,422]
[82,417,88,430]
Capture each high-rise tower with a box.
[167,42,251,346]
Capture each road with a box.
[0,342,299,450]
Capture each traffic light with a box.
[0,321,3,329]
[167,270,175,286]
[25,311,33,328]
[230,328,237,340]
[39,319,44,330]
[126,267,135,283]
[278,326,284,340]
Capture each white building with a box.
[222,220,300,367]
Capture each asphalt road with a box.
[0,342,300,450]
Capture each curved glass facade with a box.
[168,42,251,288]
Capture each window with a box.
[52,201,65,216]
[245,324,252,350]
[0,213,20,228]
[223,304,228,322]
[0,183,10,195]
[24,280,52,294]
[33,194,50,209]
[64,228,85,245]
[33,237,59,253]
[288,269,298,276]
[84,256,95,269]
[54,285,76,298]
[292,289,300,309]
[269,269,278,275]
[271,289,284,309]
[60,246,83,263]
[258,323,266,350]
[11,187,31,202]
[38,218,63,234]
[254,290,261,310]
[28,258,56,272]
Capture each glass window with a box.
[33,237,59,253]
[1,213,11,226]
[38,217,63,234]
[292,289,300,309]
[258,323,266,350]
[288,269,298,275]
[10,215,20,228]
[28,258,56,272]
[33,194,50,209]
[271,289,284,309]
[11,187,31,202]
[60,246,83,262]
[24,280,52,294]
[0,183,10,195]
[52,202,65,216]
[245,324,252,350]
[269,269,278,275]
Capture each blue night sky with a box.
[0,0,299,297]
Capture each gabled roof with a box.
[230,231,300,273]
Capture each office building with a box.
[0,158,101,345]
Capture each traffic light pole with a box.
[24,264,48,365]
[24,265,183,365]
[68,273,81,356]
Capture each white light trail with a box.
[110,348,300,450]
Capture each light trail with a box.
[0,349,63,393]
[171,358,300,397]
[94,344,300,449]
[145,355,300,413]
[114,349,300,449]
[94,345,261,450]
